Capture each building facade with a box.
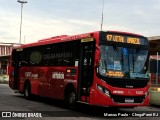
[0,43,19,75]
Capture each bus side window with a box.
[11,50,22,67]
[20,49,29,66]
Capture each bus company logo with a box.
[30,51,42,64]
[128,90,131,95]
[52,72,64,79]
[113,90,124,94]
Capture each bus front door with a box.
[78,40,95,103]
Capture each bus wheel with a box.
[66,89,76,109]
[24,83,31,99]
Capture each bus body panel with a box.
[17,66,78,99]
[8,31,150,107]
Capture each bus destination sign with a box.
[104,34,148,45]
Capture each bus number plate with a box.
[125,98,134,103]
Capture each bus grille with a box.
[107,79,149,88]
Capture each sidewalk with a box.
[0,74,9,84]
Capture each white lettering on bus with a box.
[113,90,124,94]
[31,74,38,78]
[52,72,64,79]
[25,72,31,77]
[25,72,38,79]
[136,91,143,95]
[64,79,76,83]
[43,52,72,60]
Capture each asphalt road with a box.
[0,84,160,120]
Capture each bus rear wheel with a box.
[24,83,31,99]
[65,89,77,109]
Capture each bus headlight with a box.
[97,84,110,97]
[145,89,150,98]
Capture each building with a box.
[148,36,160,55]
[0,43,20,75]
[148,36,160,105]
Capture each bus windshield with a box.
[98,45,148,79]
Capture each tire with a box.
[65,89,77,109]
[24,83,31,99]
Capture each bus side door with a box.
[77,39,95,103]
[12,49,22,90]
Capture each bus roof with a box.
[15,31,98,49]
[14,31,145,49]
[107,30,144,37]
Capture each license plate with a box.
[125,98,134,103]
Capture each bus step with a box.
[77,101,89,104]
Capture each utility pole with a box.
[17,0,27,44]
[100,0,105,31]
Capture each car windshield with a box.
[98,45,148,79]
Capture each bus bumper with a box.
[90,89,150,107]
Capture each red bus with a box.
[8,31,150,108]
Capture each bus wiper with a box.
[132,50,135,72]
[134,48,140,62]
[113,45,124,70]
[113,45,121,59]
[132,47,140,72]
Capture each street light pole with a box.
[100,0,104,31]
[17,0,27,44]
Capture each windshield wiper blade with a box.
[113,45,121,60]
[132,50,135,72]
[132,48,140,72]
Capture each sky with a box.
[0,0,160,44]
